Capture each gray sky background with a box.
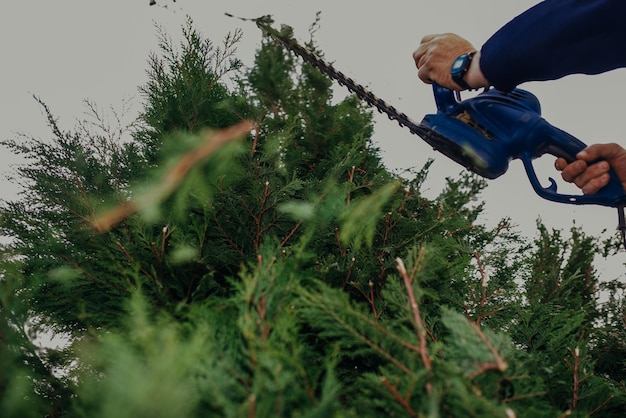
[1,0,625,277]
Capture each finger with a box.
[412,51,423,68]
[418,53,429,70]
[412,49,421,63]
[417,66,432,84]
[569,161,609,189]
[420,34,438,44]
[581,173,610,195]
[554,157,568,171]
[560,160,587,183]
[412,45,429,68]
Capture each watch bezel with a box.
[451,51,476,90]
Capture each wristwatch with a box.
[450,51,476,90]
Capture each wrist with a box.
[464,51,489,89]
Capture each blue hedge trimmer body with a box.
[423,85,626,207]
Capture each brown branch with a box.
[556,411,572,418]
[150,242,162,264]
[589,395,615,416]
[396,256,432,371]
[281,189,328,248]
[474,307,506,325]
[280,220,303,247]
[346,165,355,206]
[347,280,379,320]
[566,346,582,410]
[59,255,128,290]
[341,257,356,290]
[409,246,426,282]
[502,391,547,404]
[160,225,169,259]
[248,393,256,418]
[335,227,347,257]
[115,240,163,289]
[253,181,275,252]
[91,120,253,233]
[249,124,260,156]
[474,251,488,307]
[381,376,417,417]
[467,362,504,380]
[467,321,508,379]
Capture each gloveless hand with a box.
[412,33,477,90]
[555,143,626,194]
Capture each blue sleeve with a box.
[480,0,626,92]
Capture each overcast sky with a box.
[2,0,625,276]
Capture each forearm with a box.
[480,0,626,92]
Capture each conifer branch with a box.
[381,375,417,417]
[280,220,303,247]
[588,395,615,416]
[114,240,163,289]
[474,251,488,304]
[253,181,274,252]
[409,247,426,280]
[282,191,328,248]
[60,255,127,290]
[474,307,506,326]
[341,257,356,290]
[335,227,348,257]
[248,393,257,418]
[468,251,507,325]
[467,321,508,378]
[303,290,414,376]
[502,391,548,404]
[71,171,98,225]
[565,346,585,410]
[347,280,379,320]
[346,165,355,206]
[377,211,398,282]
[150,242,162,265]
[212,192,246,256]
[249,125,261,156]
[396,257,432,371]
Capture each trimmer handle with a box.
[432,83,460,113]
[521,120,626,207]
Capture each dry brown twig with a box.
[91,120,253,233]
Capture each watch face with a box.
[452,58,465,71]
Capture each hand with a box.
[555,143,626,194]
[412,33,488,90]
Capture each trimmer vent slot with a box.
[453,111,495,140]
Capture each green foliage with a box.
[137,16,247,164]
[1,15,625,418]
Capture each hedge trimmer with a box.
[228,14,626,248]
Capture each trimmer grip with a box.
[432,83,459,114]
[521,122,626,207]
